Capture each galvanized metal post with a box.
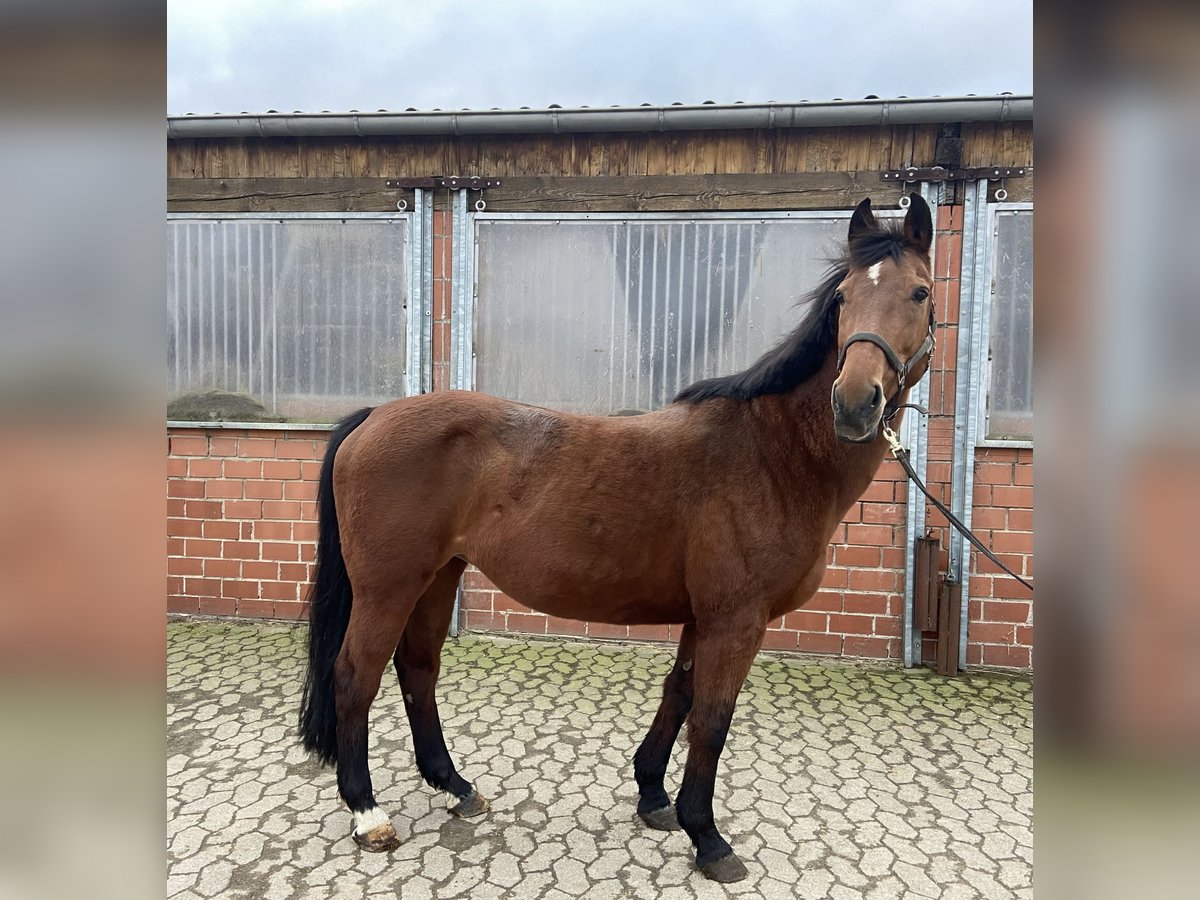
[448,189,476,636]
[901,183,936,667]
[949,179,992,667]
[421,192,434,393]
[404,189,425,398]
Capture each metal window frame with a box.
[166,204,432,428]
[976,201,1034,449]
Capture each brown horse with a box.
[298,194,936,882]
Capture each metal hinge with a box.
[385,176,502,190]
[880,166,1030,183]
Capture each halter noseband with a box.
[835,312,936,419]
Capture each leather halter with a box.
[835,311,937,418]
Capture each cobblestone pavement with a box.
[167,619,1032,900]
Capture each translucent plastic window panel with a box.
[986,210,1033,440]
[474,216,849,415]
[167,218,408,422]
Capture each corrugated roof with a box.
[167,94,1032,140]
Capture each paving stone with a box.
[168,619,1032,898]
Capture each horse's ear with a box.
[848,198,877,243]
[903,192,933,255]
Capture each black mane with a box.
[674,218,916,404]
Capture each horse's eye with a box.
[834,291,845,305]
[912,287,930,303]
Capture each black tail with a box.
[298,406,374,765]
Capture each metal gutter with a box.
[167,96,1032,140]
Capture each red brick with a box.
[236,438,275,458]
[201,520,240,540]
[506,613,548,634]
[820,567,849,589]
[170,435,207,456]
[298,543,316,562]
[860,481,895,502]
[198,597,237,616]
[847,569,899,592]
[284,481,318,501]
[167,498,187,518]
[262,501,301,520]
[969,622,1017,644]
[861,503,903,525]
[846,524,893,546]
[273,602,310,621]
[262,542,298,561]
[974,552,1027,577]
[1016,625,1033,645]
[1007,508,1033,531]
[628,624,671,642]
[220,579,259,598]
[167,575,185,595]
[1014,465,1033,486]
[805,591,842,612]
[187,458,223,478]
[298,501,318,521]
[208,436,239,456]
[238,599,275,618]
[828,613,875,635]
[991,531,1033,553]
[253,521,292,540]
[275,442,316,460]
[293,523,319,541]
[874,616,903,637]
[835,545,881,568]
[184,538,221,557]
[279,563,311,582]
[167,457,189,477]
[797,632,842,654]
[991,485,1033,508]
[544,616,587,636]
[167,538,186,557]
[262,460,303,480]
[262,581,300,601]
[783,610,828,632]
[587,622,629,639]
[841,594,889,615]
[168,479,205,499]
[840,503,862,524]
[881,547,906,569]
[980,644,1030,668]
[168,595,199,614]
[203,558,241,578]
[168,518,203,537]
[461,610,497,631]
[760,629,799,651]
[184,577,222,597]
[205,480,244,499]
[228,540,265,561]
[492,592,529,611]
[184,499,222,519]
[245,481,283,500]
[224,459,262,478]
[990,576,1034,599]
[976,462,1014,485]
[241,561,279,579]
[843,636,895,659]
[168,556,203,576]
[301,461,322,480]
[972,484,992,505]
[971,507,1007,530]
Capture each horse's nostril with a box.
[871,384,883,408]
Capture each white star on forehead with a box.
[867,262,883,285]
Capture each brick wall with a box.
[166,203,1034,670]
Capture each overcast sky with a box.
[168,0,1032,115]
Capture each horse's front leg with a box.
[633,624,696,830]
[674,618,764,883]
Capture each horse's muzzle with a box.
[832,381,884,443]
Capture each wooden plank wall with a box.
[168,122,1033,212]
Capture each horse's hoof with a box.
[638,804,681,831]
[450,790,490,818]
[698,850,748,883]
[352,822,400,853]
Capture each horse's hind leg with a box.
[334,581,426,852]
[393,558,490,818]
[633,624,696,831]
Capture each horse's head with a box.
[830,193,936,443]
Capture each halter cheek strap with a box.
[835,322,936,416]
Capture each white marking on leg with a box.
[353,806,391,835]
[867,262,883,285]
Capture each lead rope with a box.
[881,419,1034,592]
